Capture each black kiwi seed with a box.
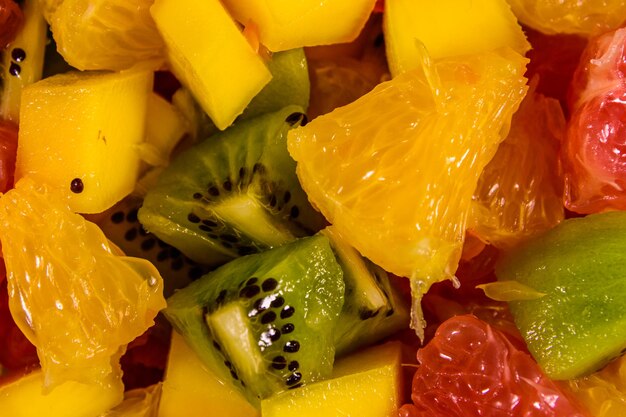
[288,360,299,372]
[262,278,278,292]
[359,308,379,320]
[221,234,239,243]
[124,228,138,241]
[193,192,203,200]
[202,219,218,227]
[285,112,307,126]
[288,383,303,390]
[208,185,220,196]
[253,162,265,175]
[261,311,277,324]
[280,305,295,319]
[281,323,295,334]
[285,372,302,386]
[111,211,125,224]
[289,206,300,219]
[270,296,285,308]
[199,225,212,232]
[223,179,233,191]
[230,369,239,380]
[284,340,300,353]
[239,285,261,299]
[271,356,287,370]
[267,327,281,342]
[70,178,84,193]
[141,238,157,251]
[238,167,247,181]
[247,277,258,286]
[212,340,222,352]
[187,213,201,223]
[283,191,291,204]
[127,208,139,222]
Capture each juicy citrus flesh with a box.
[507,0,626,37]
[0,177,166,390]
[469,88,566,249]
[45,0,165,71]
[288,46,528,333]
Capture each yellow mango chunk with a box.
[15,70,153,214]
[158,332,259,417]
[0,369,123,417]
[221,0,377,52]
[384,0,530,76]
[150,0,271,130]
[261,342,403,417]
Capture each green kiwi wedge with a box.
[138,105,327,267]
[495,211,626,379]
[164,234,345,402]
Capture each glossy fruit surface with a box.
[470,89,565,248]
[0,177,165,389]
[563,27,626,213]
[398,315,590,417]
[506,0,626,36]
[288,47,527,332]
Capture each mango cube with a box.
[15,70,153,214]
[158,331,259,417]
[261,342,403,417]
[384,0,530,76]
[220,0,377,52]
[150,0,271,130]
[0,369,123,417]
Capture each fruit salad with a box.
[2,0,626,416]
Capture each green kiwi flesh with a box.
[138,105,327,267]
[95,196,212,297]
[496,211,626,379]
[164,234,345,401]
[321,227,410,357]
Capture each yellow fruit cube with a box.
[150,0,271,130]
[15,70,153,214]
[158,332,259,417]
[221,0,377,51]
[0,369,123,417]
[384,0,530,76]
[261,342,403,417]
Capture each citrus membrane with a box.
[288,45,528,336]
[0,177,166,390]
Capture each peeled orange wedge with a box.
[288,46,528,334]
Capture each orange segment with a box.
[288,47,528,334]
[0,177,166,390]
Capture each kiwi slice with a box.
[496,211,626,379]
[95,196,212,297]
[138,105,326,267]
[164,234,345,401]
[321,227,409,357]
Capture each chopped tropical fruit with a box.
[261,341,402,417]
[383,0,530,76]
[220,0,377,52]
[150,0,272,130]
[0,177,166,389]
[43,0,166,71]
[158,331,259,417]
[495,211,626,379]
[0,369,123,417]
[469,88,566,249]
[103,384,162,417]
[0,0,47,122]
[288,47,528,335]
[15,69,153,214]
[506,0,626,37]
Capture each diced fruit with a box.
[150,0,271,130]
[0,369,123,417]
[506,0,626,37]
[287,47,528,335]
[0,0,23,48]
[15,69,153,214]
[0,0,47,122]
[220,0,377,52]
[164,235,344,401]
[141,92,188,168]
[44,0,165,71]
[398,315,589,417]
[138,106,326,267]
[383,0,529,76]
[495,211,626,379]
[563,27,626,213]
[0,177,166,389]
[159,331,258,417]
[261,341,403,417]
[102,384,162,417]
[469,88,565,248]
